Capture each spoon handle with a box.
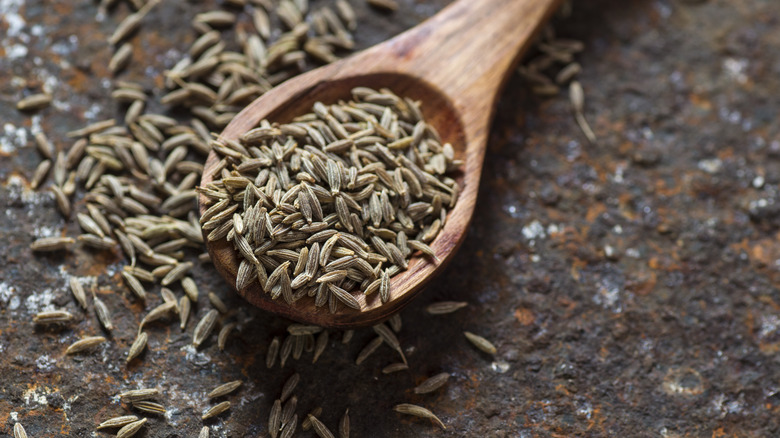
[372,0,563,113]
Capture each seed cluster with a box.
[162,0,361,129]
[515,16,596,144]
[202,87,461,311]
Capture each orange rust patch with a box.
[626,266,656,296]
[514,307,534,325]
[689,92,712,110]
[711,427,727,438]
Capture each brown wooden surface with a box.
[200,0,563,328]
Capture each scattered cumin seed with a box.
[17,93,52,111]
[116,418,147,438]
[366,0,398,12]
[33,310,73,324]
[119,388,159,403]
[301,406,323,431]
[218,322,237,350]
[280,413,298,438]
[132,400,165,414]
[202,400,231,420]
[464,331,497,354]
[208,291,229,313]
[355,336,383,365]
[208,380,242,398]
[13,423,27,438]
[287,324,323,335]
[93,294,114,331]
[97,415,139,430]
[280,395,298,428]
[308,414,335,438]
[312,329,328,363]
[30,236,74,252]
[373,322,406,364]
[193,309,219,348]
[382,362,409,374]
[267,336,280,368]
[280,373,299,402]
[340,408,350,438]
[426,301,468,315]
[413,372,450,394]
[66,335,106,354]
[394,403,446,429]
[179,296,191,330]
[269,399,282,438]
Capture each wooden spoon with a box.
[199,0,563,328]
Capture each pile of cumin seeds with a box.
[162,0,361,130]
[201,86,462,310]
[27,0,372,360]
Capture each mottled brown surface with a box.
[3,0,780,437]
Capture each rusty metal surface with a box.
[3,0,780,436]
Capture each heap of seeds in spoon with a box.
[201,87,462,310]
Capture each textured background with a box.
[3,0,780,436]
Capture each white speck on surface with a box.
[36,355,56,372]
[50,41,72,56]
[10,412,18,422]
[723,57,749,85]
[625,248,641,258]
[613,225,623,234]
[491,360,510,373]
[1,123,28,155]
[24,385,52,406]
[709,392,745,419]
[25,288,57,313]
[758,314,780,340]
[181,344,211,366]
[576,400,593,419]
[0,281,18,308]
[612,163,626,183]
[653,0,672,19]
[749,198,771,213]
[5,175,53,204]
[522,220,545,240]
[593,279,622,313]
[530,254,540,263]
[33,225,60,238]
[5,43,28,59]
[30,114,42,135]
[753,175,765,188]
[726,397,744,415]
[50,34,79,55]
[719,107,742,124]
[0,0,26,37]
[503,204,520,218]
[698,158,722,174]
[84,103,103,121]
[42,74,59,94]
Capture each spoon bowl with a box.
[200,0,562,328]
